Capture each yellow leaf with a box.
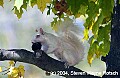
[0,0,3,7]
[18,65,25,77]
[0,67,2,72]
[12,68,19,77]
[8,65,25,78]
[8,67,19,78]
[8,75,12,78]
[37,0,51,12]
[52,24,58,32]
[30,0,37,7]
[83,28,89,40]
[9,61,15,66]
[8,62,25,78]
[95,51,101,58]
[87,55,94,65]
[75,13,81,18]
[8,67,14,75]
[51,18,58,32]
[18,65,24,69]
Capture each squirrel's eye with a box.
[36,35,40,38]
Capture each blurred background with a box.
[0,0,106,78]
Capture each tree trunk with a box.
[102,0,120,77]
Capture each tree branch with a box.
[0,49,99,78]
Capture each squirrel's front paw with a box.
[35,50,42,58]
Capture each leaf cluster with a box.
[0,61,25,78]
[0,0,114,65]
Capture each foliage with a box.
[0,61,25,78]
[0,0,114,66]
[0,0,3,7]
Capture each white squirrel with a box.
[32,18,85,66]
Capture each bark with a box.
[0,49,99,78]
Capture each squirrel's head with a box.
[31,28,46,44]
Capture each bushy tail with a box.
[55,18,81,37]
[56,18,85,64]
[63,32,85,63]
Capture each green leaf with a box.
[51,17,58,31]
[87,41,99,64]
[100,0,114,17]
[14,6,23,19]
[30,0,37,7]
[97,23,111,42]
[14,0,23,10]
[88,0,96,2]
[97,26,104,42]
[92,12,104,39]
[52,8,57,14]
[47,5,51,15]
[84,1,99,29]
[78,4,88,15]
[88,35,95,44]
[13,0,29,18]
[98,40,110,57]
[0,0,3,7]
[21,0,29,10]
[102,17,111,24]
[99,43,104,55]
[103,40,110,56]
[90,41,99,54]
[66,0,88,15]
[37,0,51,12]
[96,22,111,57]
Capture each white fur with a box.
[32,18,85,66]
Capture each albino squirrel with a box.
[32,18,85,67]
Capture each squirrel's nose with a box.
[32,42,34,44]
[31,40,35,44]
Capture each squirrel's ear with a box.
[40,28,44,35]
